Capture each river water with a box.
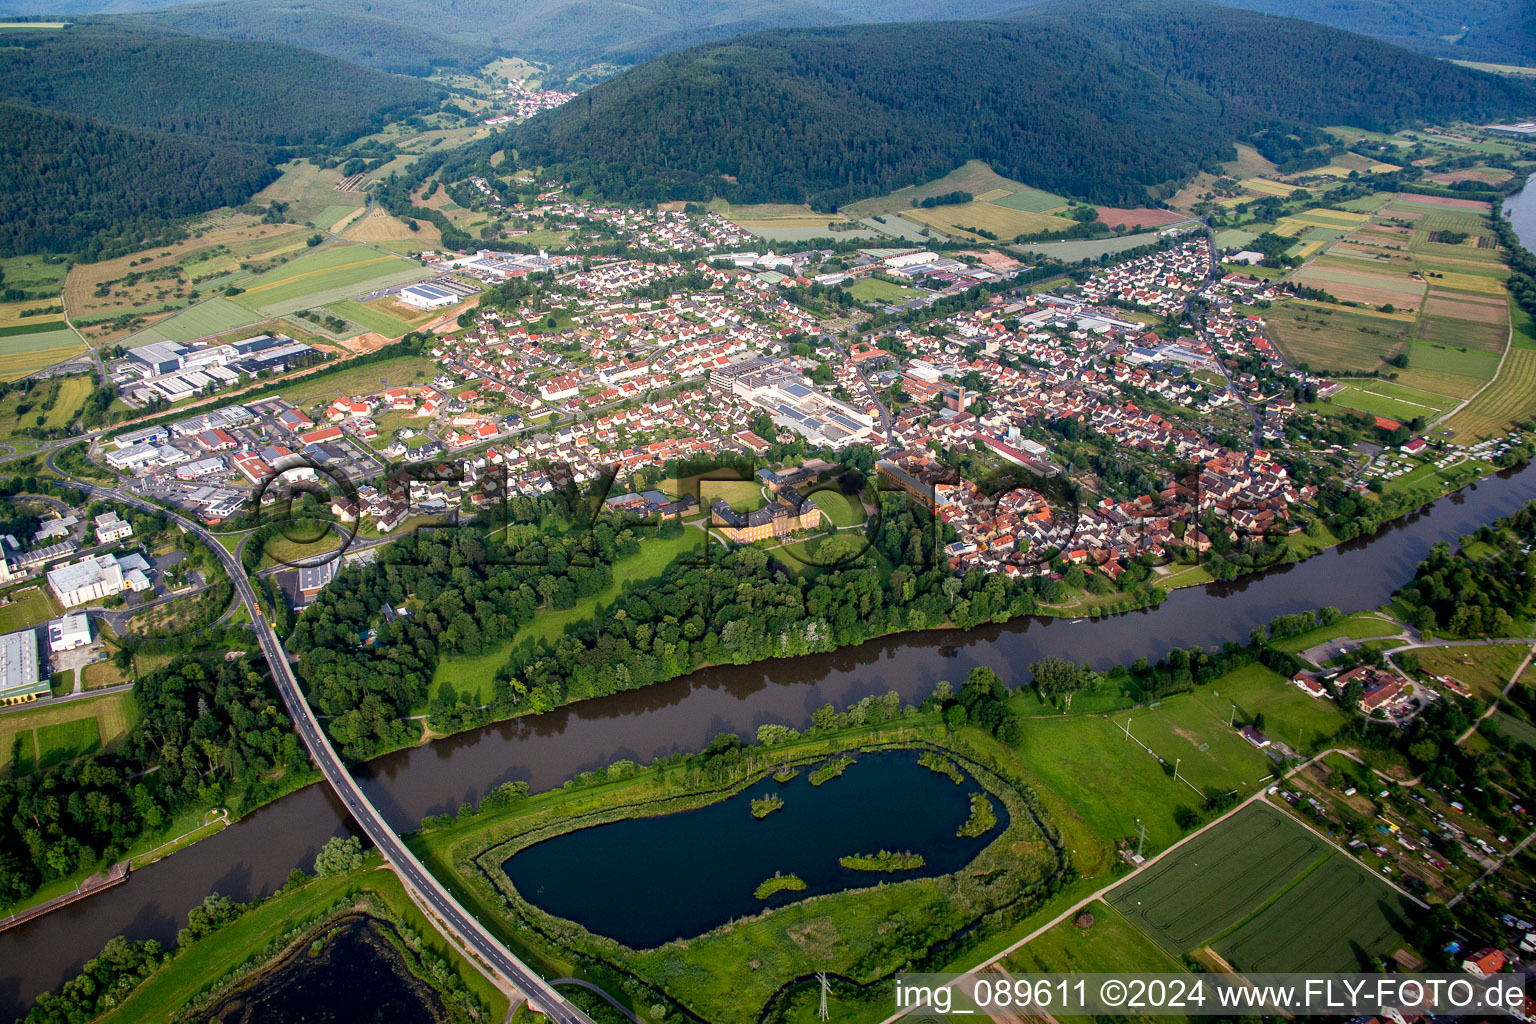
[1502,179,1536,250]
[6,257,1536,1016]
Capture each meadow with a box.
[1408,644,1530,703]
[843,160,1067,219]
[1444,346,1536,443]
[0,586,61,633]
[1184,663,1346,752]
[274,353,440,408]
[324,298,420,338]
[1266,300,1412,373]
[228,245,428,317]
[845,278,926,305]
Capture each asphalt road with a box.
[60,473,595,1024]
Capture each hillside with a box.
[0,24,436,144]
[0,24,440,255]
[1206,0,1535,66]
[0,101,275,257]
[511,0,1536,210]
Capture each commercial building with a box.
[93,512,133,543]
[47,611,91,653]
[399,283,459,310]
[46,553,128,607]
[0,628,45,706]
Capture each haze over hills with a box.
[511,0,1536,211]
[2,0,1529,74]
[0,24,438,255]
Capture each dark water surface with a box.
[4,460,1536,1017]
[504,749,1001,948]
[201,915,444,1024]
[1503,180,1536,251]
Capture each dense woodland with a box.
[0,656,303,909]
[0,25,435,256]
[513,1,1536,209]
[1392,505,1536,636]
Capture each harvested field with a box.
[1267,300,1412,372]
[1445,346,1536,443]
[343,208,442,248]
[1430,271,1508,296]
[1416,315,1507,352]
[1092,207,1187,230]
[1406,341,1500,377]
[1239,178,1297,197]
[1422,292,1508,324]
[1395,194,1491,211]
[843,160,1065,217]
[903,202,1075,240]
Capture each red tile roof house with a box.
[1461,947,1506,977]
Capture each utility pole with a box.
[1121,716,1133,742]
[1230,703,1237,727]
[1173,757,1181,783]
[1135,818,1147,860]
[817,973,831,1021]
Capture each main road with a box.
[58,471,596,1024]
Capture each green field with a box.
[1109,804,1325,952]
[275,354,440,408]
[1005,900,1188,975]
[1329,384,1449,422]
[1409,644,1529,703]
[1107,698,1273,794]
[1262,300,1414,373]
[0,691,138,772]
[815,491,868,528]
[145,298,261,343]
[1187,663,1346,752]
[1492,711,1536,750]
[0,255,67,296]
[0,587,60,632]
[1268,611,1404,655]
[1446,346,1536,443]
[0,323,80,354]
[1215,852,1417,972]
[845,278,926,305]
[230,245,429,317]
[1407,341,1499,377]
[325,298,417,337]
[36,717,101,767]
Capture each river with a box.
[1502,178,1536,251]
[5,425,1536,1019]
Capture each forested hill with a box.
[0,25,438,256]
[0,101,275,256]
[512,0,1536,209]
[0,24,436,145]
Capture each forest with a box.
[512,0,1536,209]
[0,24,437,256]
[1392,505,1536,636]
[0,656,305,910]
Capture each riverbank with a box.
[405,718,1065,1024]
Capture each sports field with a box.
[1106,698,1273,794]
[1329,382,1452,422]
[1185,663,1346,752]
[230,245,430,317]
[1109,805,1327,954]
[0,692,138,772]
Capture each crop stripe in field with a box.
[237,253,399,296]
[1199,850,1332,948]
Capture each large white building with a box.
[0,628,45,706]
[398,283,458,311]
[47,611,91,653]
[93,512,133,543]
[46,554,128,607]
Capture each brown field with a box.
[63,219,307,321]
[343,208,443,247]
[1290,271,1423,311]
[1396,194,1492,211]
[328,331,394,355]
[1426,169,1512,185]
[1094,207,1187,230]
[1422,292,1508,324]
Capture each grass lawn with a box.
[1106,698,1274,795]
[845,278,925,305]
[1491,711,1536,750]
[0,691,138,771]
[1005,900,1187,974]
[1188,663,1347,752]
[0,585,60,632]
[427,528,706,707]
[1408,644,1530,703]
[815,492,867,528]
[1269,611,1404,655]
[325,298,418,338]
[276,354,440,409]
[1108,803,1327,954]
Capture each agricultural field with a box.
[274,353,441,409]
[0,691,139,773]
[0,320,85,379]
[341,206,443,253]
[1004,900,1188,976]
[62,215,311,343]
[254,160,367,226]
[1014,230,1169,262]
[1214,853,1418,972]
[228,244,432,318]
[1091,207,1188,231]
[843,160,1068,219]
[1109,805,1326,954]
[324,298,420,338]
[1266,300,1413,372]
[1444,345,1536,444]
[1291,265,1425,310]
[903,201,1076,241]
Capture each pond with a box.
[503,749,1004,949]
[199,915,447,1024]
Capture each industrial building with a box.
[398,283,459,310]
[47,611,92,653]
[46,552,150,607]
[0,628,45,706]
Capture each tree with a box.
[313,835,365,877]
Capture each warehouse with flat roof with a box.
[0,628,45,706]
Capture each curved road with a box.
[56,470,595,1024]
